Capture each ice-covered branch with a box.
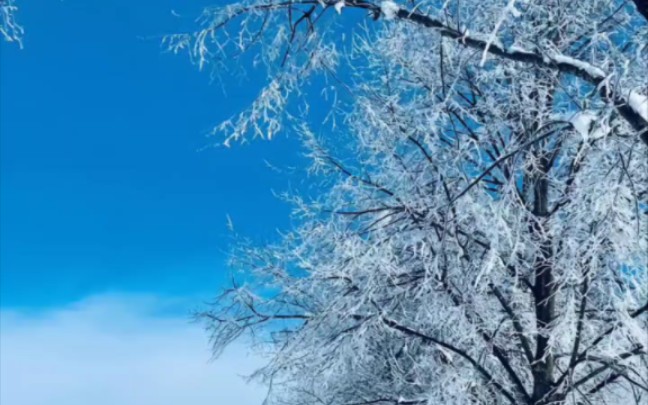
[385,4,648,145]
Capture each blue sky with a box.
[0,1,318,403]
[0,0,312,308]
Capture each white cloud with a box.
[0,294,267,405]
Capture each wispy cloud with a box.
[0,294,266,405]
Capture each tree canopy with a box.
[170,1,648,404]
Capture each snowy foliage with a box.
[174,1,648,404]
[0,0,22,47]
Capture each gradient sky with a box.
[0,1,317,403]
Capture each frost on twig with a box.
[0,0,23,47]
[479,0,521,66]
[164,0,344,145]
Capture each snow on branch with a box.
[380,0,400,20]
[386,3,648,145]
[170,0,647,146]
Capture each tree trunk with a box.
[531,155,557,405]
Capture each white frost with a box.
[550,53,606,78]
[380,0,400,20]
[571,111,596,138]
[480,0,519,66]
[570,110,611,141]
[334,1,345,14]
[507,44,535,56]
[628,90,648,121]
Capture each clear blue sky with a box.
[0,0,310,308]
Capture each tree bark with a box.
[530,143,557,405]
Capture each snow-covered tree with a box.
[172,1,648,404]
[0,0,22,47]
